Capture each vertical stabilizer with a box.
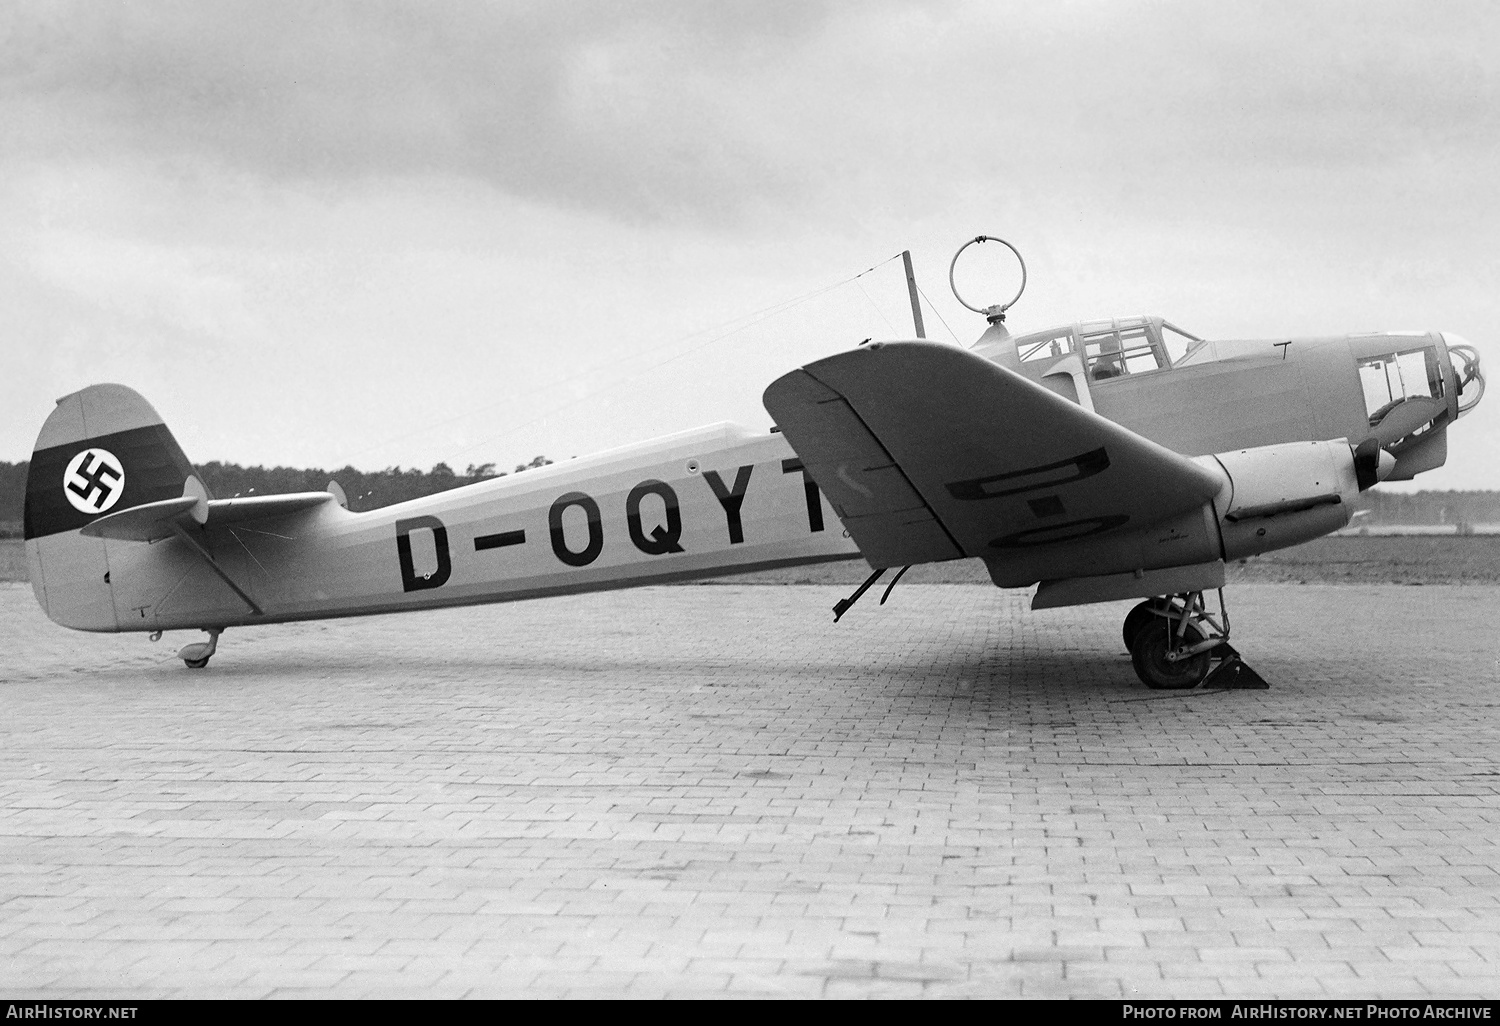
[25,384,201,631]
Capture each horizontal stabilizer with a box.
[80,497,201,542]
[81,489,334,542]
[200,492,335,526]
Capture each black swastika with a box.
[69,454,121,507]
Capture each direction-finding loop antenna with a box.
[949,235,1027,322]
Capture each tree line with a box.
[2,458,1499,538]
[0,457,552,536]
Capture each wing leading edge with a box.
[762,341,1224,570]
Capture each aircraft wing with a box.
[762,341,1224,568]
[81,491,335,542]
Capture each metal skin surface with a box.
[980,320,1465,468]
[22,307,1483,645]
[767,319,1479,606]
[28,405,860,633]
[765,344,1361,594]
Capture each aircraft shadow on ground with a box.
[144,635,1170,700]
[94,610,1336,702]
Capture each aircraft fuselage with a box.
[24,318,1483,642]
[29,424,861,632]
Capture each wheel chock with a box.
[1202,644,1269,689]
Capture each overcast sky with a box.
[4,0,1498,490]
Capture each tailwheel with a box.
[1130,619,1211,689]
[178,628,222,670]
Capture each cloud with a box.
[1,0,848,223]
[2,0,1498,490]
[3,0,1497,232]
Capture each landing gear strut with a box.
[178,628,222,669]
[1123,591,1267,690]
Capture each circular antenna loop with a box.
[949,235,1027,319]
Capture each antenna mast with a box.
[901,250,926,339]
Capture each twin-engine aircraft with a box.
[23,238,1485,688]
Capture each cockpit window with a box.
[1017,319,1208,375]
[1083,326,1162,380]
[1018,330,1076,363]
[1358,347,1444,425]
[1161,322,1202,365]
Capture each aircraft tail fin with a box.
[24,384,202,631]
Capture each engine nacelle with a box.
[1199,439,1361,561]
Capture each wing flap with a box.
[840,509,958,567]
[768,371,932,518]
[768,367,963,563]
[764,341,1224,566]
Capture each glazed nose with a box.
[1442,334,1484,417]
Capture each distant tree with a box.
[0,455,539,532]
[0,461,27,535]
[191,457,545,513]
[33,461,1480,530]
[5,447,1500,532]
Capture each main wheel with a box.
[1130,619,1211,690]
[1122,598,1181,650]
[184,656,210,669]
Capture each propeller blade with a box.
[1352,437,1395,491]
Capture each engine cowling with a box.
[1198,439,1385,561]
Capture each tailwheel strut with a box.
[1125,590,1268,690]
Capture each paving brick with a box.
[3,582,1500,997]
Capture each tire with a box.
[184,657,210,669]
[1130,619,1211,690]
[1122,601,1156,649]
[1122,598,1181,650]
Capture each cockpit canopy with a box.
[1012,316,1206,381]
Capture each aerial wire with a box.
[914,281,963,344]
[438,254,908,465]
[855,277,899,336]
[336,253,903,466]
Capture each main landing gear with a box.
[1122,591,1267,690]
[177,628,222,669]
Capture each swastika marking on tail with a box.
[63,448,125,515]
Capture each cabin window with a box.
[1358,347,1444,425]
[1083,326,1162,380]
[1018,331,1076,363]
